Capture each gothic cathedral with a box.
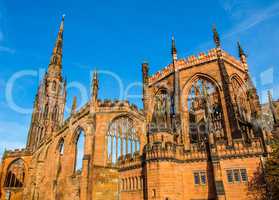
[0,17,278,200]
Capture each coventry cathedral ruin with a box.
[0,16,279,200]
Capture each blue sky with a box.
[0,0,278,157]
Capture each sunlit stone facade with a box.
[0,18,278,200]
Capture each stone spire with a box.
[212,25,221,48]
[48,15,65,78]
[92,70,99,101]
[171,35,177,61]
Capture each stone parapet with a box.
[213,138,264,159]
[144,142,208,163]
[148,48,245,85]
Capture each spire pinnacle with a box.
[71,96,77,115]
[237,41,246,58]
[48,16,65,76]
[212,25,221,48]
[171,35,177,61]
[92,70,99,101]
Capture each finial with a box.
[71,96,77,114]
[59,15,65,32]
[212,25,221,48]
[171,34,177,61]
[93,69,98,80]
[92,69,99,101]
[237,41,246,58]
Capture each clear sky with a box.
[0,0,278,157]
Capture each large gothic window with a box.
[231,77,250,122]
[74,129,85,174]
[107,117,140,165]
[187,78,224,143]
[4,159,25,188]
[231,77,254,140]
[151,89,172,131]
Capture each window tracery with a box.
[151,89,172,131]
[107,117,140,164]
[231,77,250,122]
[187,78,224,143]
[4,159,25,188]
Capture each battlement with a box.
[145,142,208,162]
[148,48,244,84]
[213,138,264,159]
[143,137,264,163]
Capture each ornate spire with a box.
[92,70,99,101]
[48,15,65,77]
[171,35,177,61]
[212,25,221,48]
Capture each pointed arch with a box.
[183,74,225,143]
[230,74,251,123]
[106,115,139,165]
[74,127,85,173]
[151,87,173,131]
[57,138,65,155]
[4,158,26,188]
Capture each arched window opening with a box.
[4,159,25,188]
[52,105,59,121]
[231,77,250,122]
[58,139,64,155]
[187,78,224,144]
[44,104,49,119]
[75,129,85,174]
[231,77,253,139]
[52,81,57,91]
[107,117,139,165]
[151,89,172,131]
